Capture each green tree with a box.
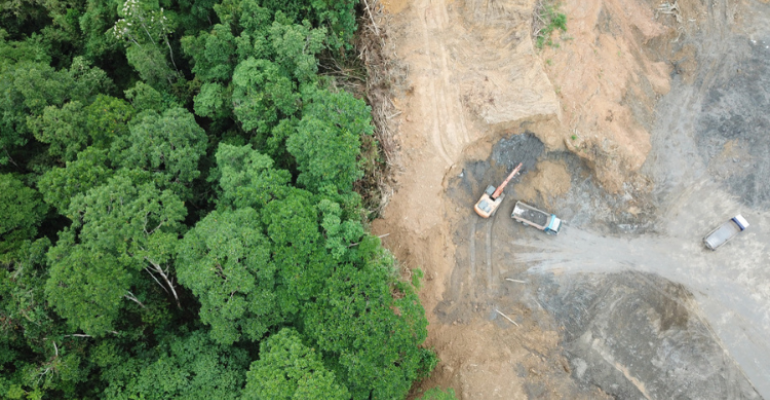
[28,94,134,162]
[180,19,240,122]
[174,0,219,36]
[79,0,123,58]
[269,18,326,83]
[102,330,249,400]
[213,143,330,315]
[181,23,238,83]
[287,86,374,193]
[0,174,48,256]
[38,147,114,213]
[46,239,134,335]
[318,198,364,260]
[0,239,93,399]
[231,57,298,135]
[194,81,232,119]
[28,101,89,161]
[254,0,358,49]
[0,55,111,165]
[416,388,459,400]
[260,189,326,316]
[242,328,350,400]
[46,173,186,335]
[124,81,180,113]
[177,208,280,345]
[214,143,291,210]
[112,107,208,195]
[303,237,430,400]
[84,95,136,150]
[112,0,180,88]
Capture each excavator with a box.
[474,162,523,218]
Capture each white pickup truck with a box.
[703,215,749,250]
[511,201,563,235]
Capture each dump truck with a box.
[703,215,749,250]
[511,201,563,235]
[473,163,523,218]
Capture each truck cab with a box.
[544,214,563,235]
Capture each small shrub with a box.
[534,1,568,49]
[417,388,459,400]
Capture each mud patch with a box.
[695,37,770,210]
[517,160,572,208]
[536,271,762,399]
[495,135,657,232]
[439,133,656,326]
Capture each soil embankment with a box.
[370,0,770,398]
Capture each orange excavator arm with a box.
[491,162,523,199]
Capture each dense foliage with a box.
[0,0,435,399]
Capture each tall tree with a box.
[231,57,298,136]
[112,0,180,88]
[242,328,350,400]
[214,143,292,211]
[46,173,186,335]
[0,239,93,400]
[303,236,431,400]
[288,86,374,194]
[177,208,280,345]
[29,101,90,162]
[0,55,111,166]
[112,107,208,198]
[268,18,326,83]
[28,94,135,163]
[38,148,114,213]
[102,330,249,400]
[0,173,48,257]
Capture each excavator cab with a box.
[474,186,505,218]
[473,163,522,218]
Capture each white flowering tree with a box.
[112,0,180,86]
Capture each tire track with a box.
[486,215,495,291]
[418,0,470,167]
[469,219,477,299]
[420,7,454,166]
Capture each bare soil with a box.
[367,0,770,398]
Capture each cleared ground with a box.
[372,0,770,398]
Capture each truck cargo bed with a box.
[511,201,550,229]
[517,209,547,226]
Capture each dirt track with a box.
[372,0,770,398]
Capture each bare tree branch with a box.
[144,256,181,308]
[124,291,145,308]
[144,267,170,294]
